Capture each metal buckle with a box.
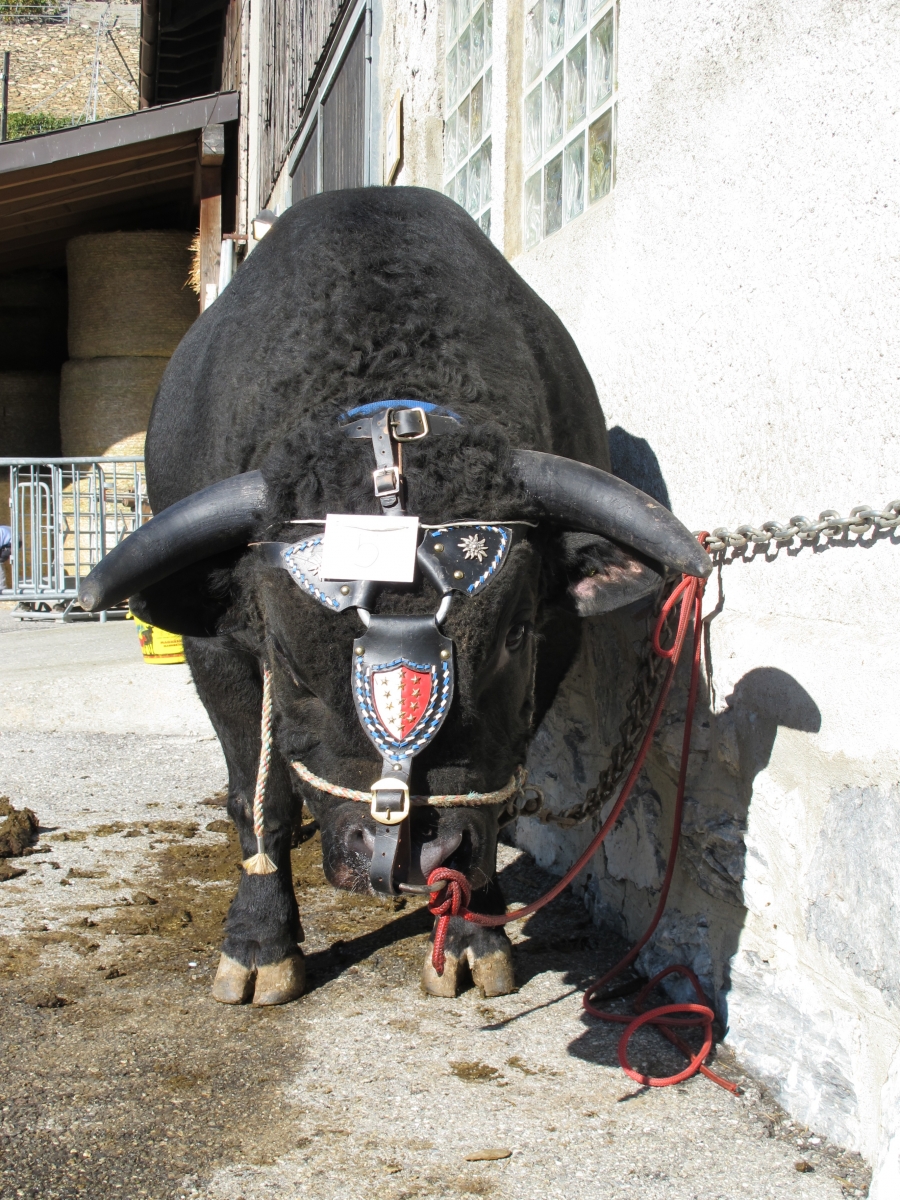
[372,465,401,497]
[391,407,430,441]
[370,778,411,826]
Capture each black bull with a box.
[81,188,708,1006]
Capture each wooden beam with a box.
[197,124,224,312]
[0,171,195,243]
[0,145,197,216]
[0,133,198,199]
[0,163,196,236]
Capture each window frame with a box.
[522,0,618,250]
[288,0,373,201]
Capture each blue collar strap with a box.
[339,399,463,423]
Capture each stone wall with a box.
[506,0,900,1189]
[1,3,140,122]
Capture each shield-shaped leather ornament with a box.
[352,615,454,767]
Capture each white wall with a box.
[508,0,900,1182]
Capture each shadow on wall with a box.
[559,653,822,1072]
[518,426,824,1072]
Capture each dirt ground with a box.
[0,615,872,1199]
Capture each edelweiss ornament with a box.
[416,525,515,596]
[458,533,489,561]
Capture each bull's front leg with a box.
[421,875,515,999]
[184,637,305,1007]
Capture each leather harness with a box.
[259,401,527,895]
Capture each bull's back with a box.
[146,188,608,510]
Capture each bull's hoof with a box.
[421,950,462,997]
[252,951,306,1006]
[421,942,516,999]
[470,946,516,998]
[212,953,255,1005]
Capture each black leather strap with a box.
[341,405,464,513]
[370,817,410,894]
[337,403,465,893]
[370,408,401,512]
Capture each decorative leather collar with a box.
[259,522,521,613]
[258,400,526,896]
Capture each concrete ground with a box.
[0,612,871,1199]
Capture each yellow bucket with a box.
[132,616,185,665]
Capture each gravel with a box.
[0,615,871,1199]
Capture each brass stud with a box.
[392,763,403,772]
[453,570,465,580]
[433,543,444,553]
[340,585,351,595]
[355,646,365,656]
[440,649,451,660]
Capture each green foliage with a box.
[0,1,55,17]
[6,111,74,139]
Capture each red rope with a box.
[427,543,738,1093]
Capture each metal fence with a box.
[0,457,148,605]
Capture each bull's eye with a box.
[505,621,528,652]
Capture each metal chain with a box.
[701,500,900,554]
[532,498,899,829]
[537,583,679,829]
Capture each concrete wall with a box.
[504,0,900,1187]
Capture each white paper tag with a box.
[320,514,420,583]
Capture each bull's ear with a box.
[128,552,241,638]
[557,531,664,616]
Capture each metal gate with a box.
[0,458,148,605]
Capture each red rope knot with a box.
[427,867,471,975]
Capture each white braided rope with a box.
[291,759,527,809]
[242,666,278,875]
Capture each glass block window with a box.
[523,0,616,249]
[444,0,493,238]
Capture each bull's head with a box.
[79,411,708,899]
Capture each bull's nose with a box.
[360,827,463,882]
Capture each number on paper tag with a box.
[320,514,420,583]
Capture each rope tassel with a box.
[242,666,278,876]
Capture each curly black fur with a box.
[140,189,643,988]
[262,420,535,528]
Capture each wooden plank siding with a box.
[321,19,365,192]
[258,0,348,202]
[221,0,244,93]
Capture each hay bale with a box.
[0,371,61,456]
[59,357,168,457]
[67,231,197,359]
[0,271,67,371]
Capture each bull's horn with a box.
[509,449,711,578]
[78,471,270,612]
